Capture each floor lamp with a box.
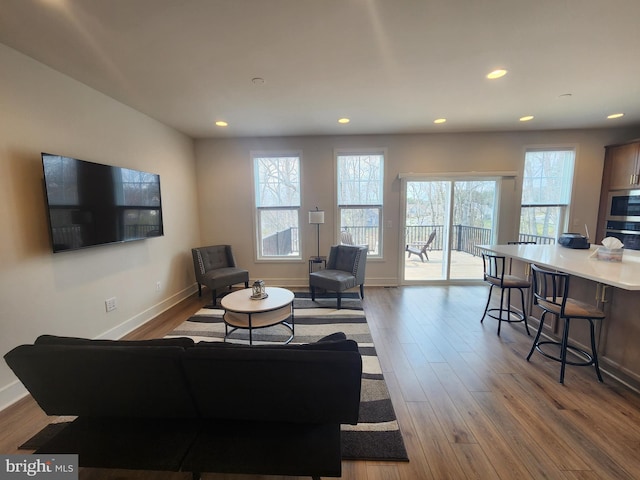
[309,207,325,261]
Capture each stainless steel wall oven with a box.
[605,189,640,249]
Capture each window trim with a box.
[335,148,386,259]
[518,147,576,242]
[251,151,303,262]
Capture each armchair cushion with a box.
[309,269,357,292]
[202,267,249,289]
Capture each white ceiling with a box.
[1,0,640,138]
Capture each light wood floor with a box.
[3,285,640,479]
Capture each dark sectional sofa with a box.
[4,333,363,480]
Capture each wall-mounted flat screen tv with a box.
[41,153,164,253]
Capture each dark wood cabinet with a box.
[596,140,640,243]
[607,142,640,190]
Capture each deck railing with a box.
[405,225,555,256]
[262,227,299,256]
[262,224,555,257]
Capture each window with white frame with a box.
[519,148,575,243]
[253,154,301,259]
[336,151,384,256]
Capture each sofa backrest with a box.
[183,341,362,424]
[4,342,198,418]
[4,335,362,425]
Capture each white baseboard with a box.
[96,284,199,340]
[0,380,28,413]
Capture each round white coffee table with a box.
[220,287,295,345]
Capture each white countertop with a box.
[478,244,640,290]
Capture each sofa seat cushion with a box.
[182,420,341,478]
[36,417,200,472]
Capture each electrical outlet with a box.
[105,297,117,312]
[156,281,161,291]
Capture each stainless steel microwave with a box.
[606,189,640,250]
[607,189,640,222]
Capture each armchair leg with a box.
[311,286,316,301]
[197,283,202,297]
[244,281,249,288]
[337,292,342,310]
[211,289,217,305]
[360,284,364,299]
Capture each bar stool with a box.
[526,264,605,384]
[480,253,531,336]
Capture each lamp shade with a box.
[309,210,325,224]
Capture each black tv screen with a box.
[41,153,164,253]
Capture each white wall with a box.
[0,44,201,408]
[195,129,639,286]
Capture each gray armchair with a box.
[309,245,367,309]
[192,245,249,305]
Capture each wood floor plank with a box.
[364,464,401,480]
[427,362,537,480]
[406,401,467,480]
[413,363,477,445]
[491,373,591,471]
[381,373,436,480]
[471,390,573,480]
[562,408,640,478]
[451,443,501,480]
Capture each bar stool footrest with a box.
[535,340,595,367]
[485,308,526,324]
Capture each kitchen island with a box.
[479,244,640,387]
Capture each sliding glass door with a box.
[402,177,498,282]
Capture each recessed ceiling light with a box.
[487,69,508,79]
[433,118,447,124]
[559,93,573,98]
[338,118,350,124]
[519,115,534,122]
[607,113,624,119]
[251,77,265,85]
[215,121,228,127]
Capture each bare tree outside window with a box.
[337,153,384,256]
[254,155,301,258]
[519,149,575,243]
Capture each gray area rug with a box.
[167,292,409,462]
